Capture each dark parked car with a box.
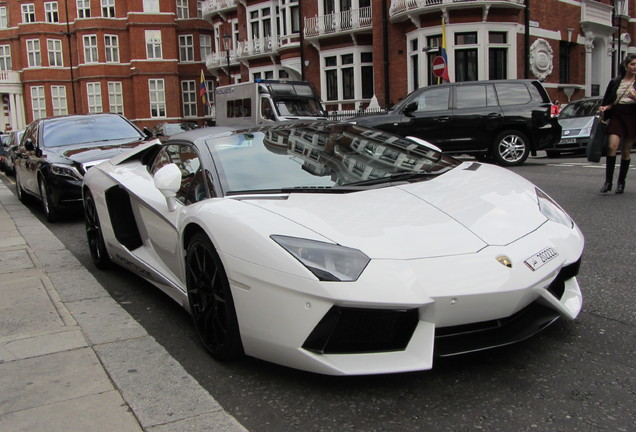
[150,121,198,142]
[14,113,155,222]
[349,79,561,166]
[547,96,602,157]
[0,129,25,175]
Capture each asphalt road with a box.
[3,154,635,432]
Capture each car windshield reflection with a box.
[42,116,144,148]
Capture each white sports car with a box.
[82,122,584,376]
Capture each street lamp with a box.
[223,33,232,84]
[615,0,627,73]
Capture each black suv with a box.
[349,79,560,166]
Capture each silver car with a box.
[548,97,602,157]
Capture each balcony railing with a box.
[304,7,372,38]
[0,70,21,85]
[390,0,524,19]
[206,49,239,70]
[202,0,238,18]
[237,35,279,58]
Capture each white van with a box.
[214,80,327,126]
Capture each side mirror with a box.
[24,138,35,151]
[153,163,182,212]
[403,102,418,117]
[143,127,153,138]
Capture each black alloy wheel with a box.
[83,188,112,270]
[491,130,530,167]
[186,232,243,361]
[38,176,59,222]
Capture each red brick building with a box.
[0,0,633,131]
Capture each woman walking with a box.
[599,54,636,194]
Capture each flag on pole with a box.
[440,17,451,83]
[199,69,210,114]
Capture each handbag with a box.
[586,113,608,163]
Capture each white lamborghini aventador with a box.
[82,121,584,375]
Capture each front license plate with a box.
[524,247,558,271]
[559,138,576,144]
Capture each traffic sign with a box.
[432,56,446,78]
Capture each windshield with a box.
[207,123,459,194]
[559,99,602,119]
[43,115,144,148]
[274,98,324,117]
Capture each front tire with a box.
[491,130,530,166]
[15,169,30,204]
[186,232,243,361]
[83,188,112,270]
[38,177,60,222]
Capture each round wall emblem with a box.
[529,39,554,80]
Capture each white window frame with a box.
[247,4,273,40]
[83,35,98,63]
[0,45,12,71]
[200,34,212,61]
[176,0,189,19]
[279,0,300,37]
[51,85,68,116]
[181,80,197,118]
[87,82,103,113]
[320,46,373,105]
[45,2,59,23]
[26,39,41,67]
[149,79,166,118]
[77,0,91,18]
[22,4,36,23]
[1,6,9,29]
[197,1,203,19]
[108,81,124,114]
[101,0,115,18]
[143,0,160,13]
[179,35,194,62]
[104,34,120,63]
[145,30,163,59]
[31,86,47,120]
[47,39,63,67]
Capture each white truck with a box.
[213,80,328,126]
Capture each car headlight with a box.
[271,235,370,282]
[581,127,592,136]
[536,188,573,228]
[50,164,83,180]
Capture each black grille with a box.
[547,257,582,299]
[302,307,419,354]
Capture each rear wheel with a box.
[491,130,530,166]
[83,188,111,270]
[38,177,59,222]
[186,232,243,361]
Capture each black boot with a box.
[601,156,616,193]
[616,159,630,194]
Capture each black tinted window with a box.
[42,115,143,148]
[494,83,532,105]
[456,85,497,108]
[412,87,450,112]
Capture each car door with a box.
[14,122,41,194]
[397,86,453,148]
[128,143,209,286]
[449,83,503,152]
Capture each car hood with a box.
[244,162,547,259]
[46,138,148,164]
[559,116,596,130]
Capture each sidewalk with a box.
[0,179,247,432]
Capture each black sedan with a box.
[14,113,155,222]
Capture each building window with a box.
[87,82,102,113]
[45,2,59,23]
[77,0,91,18]
[31,86,47,120]
[559,41,571,84]
[149,79,166,117]
[454,32,478,82]
[51,85,68,116]
[197,1,203,19]
[22,4,36,23]
[426,35,442,86]
[143,0,160,13]
[248,6,272,40]
[26,39,41,67]
[179,35,194,62]
[145,30,163,59]
[105,35,120,63]
[0,7,7,29]
[47,39,63,67]
[108,82,124,114]
[0,45,12,71]
[83,35,98,63]
[200,35,212,61]
[101,0,115,18]
[181,80,197,117]
[488,32,507,80]
[176,0,189,19]
[280,0,300,36]
[322,48,373,102]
